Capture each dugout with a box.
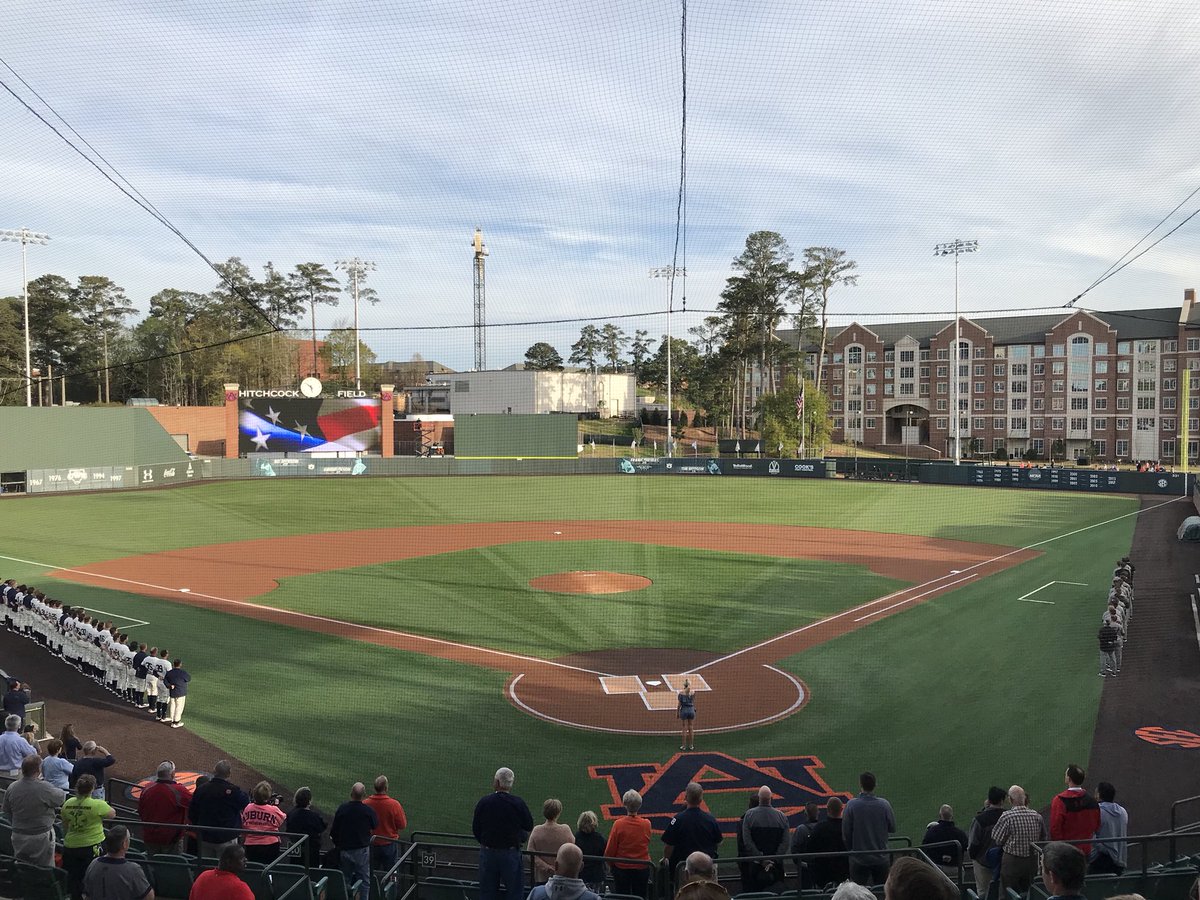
[453,413,577,459]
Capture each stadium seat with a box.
[0,822,13,858]
[14,862,69,900]
[311,866,366,900]
[145,853,196,900]
[269,862,329,900]
[417,875,479,900]
[242,861,275,900]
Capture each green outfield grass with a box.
[0,476,1148,845]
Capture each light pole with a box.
[649,266,685,456]
[335,257,376,391]
[1,228,51,408]
[934,239,978,464]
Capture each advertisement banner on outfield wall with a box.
[249,456,369,477]
[940,464,1188,493]
[26,461,197,493]
[616,458,827,478]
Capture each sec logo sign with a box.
[1135,726,1200,749]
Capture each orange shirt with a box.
[604,815,651,869]
[364,793,408,845]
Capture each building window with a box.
[1116,439,1129,457]
[1012,417,1028,430]
[900,366,914,378]
[1116,418,1130,431]
[1163,439,1176,458]
[884,367,894,379]
[973,417,986,430]
[936,348,949,360]
[1136,417,1155,431]
[833,401,843,412]
[1118,341,1132,354]
[920,366,929,378]
[1094,439,1106,456]
[1070,417,1088,431]
[1137,359,1157,374]
[1116,379,1130,392]
[1137,340,1157,354]
[866,384,877,395]
[1071,335,1090,356]
[973,364,985,376]
[1033,398,1045,411]
[1116,360,1131,374]
[974,381,985,394]
[1070,397,1088,410]
[919,383,930,396]
[1011,380,1027,393]
[974,399,985,411]
[937,399,948,411]
[1094,379,1107,391]
[975,347,986,359]
[1032,438,1045,453]
[885,350,895,362]
[937,382,948,395]
[1116,397,1130,410]
[1011,398,1027,411]
[1033,362,1045,375]
[884,384,894,396]
[900,383,914,395]
[1051,361,1065,376]
[900,350,914,362]
[1165,359,1177,372]
[1010,346,1029,360]
[1135,378,1155,392]
[847,400,862,412]
[936,417,948,430]
[1163,418,1176,432]
[1163,396,1176,410]
[1094,398,1107,410]
[1095,360,1108,374]
[1052,380,1065,393]
[847,347,862,364]
[1052,398,1065,411]
[994,364,1005,376]
[1011,363,1028,376]
[1032,417,1044,430]
[920,350,930,360]
[1052,344,1066,357]
[936,365,948,377]
[994,398,1005,411]
[1034,346,1046,358]
[1166,340,1178,352]
[1094,418,1107,430]
[1051,418,1065,430]
[1095,343,1109,356]
[993,381,1004,393]
[1192,418,1200,432]
[993,417,1005,429]
[1137,396,1156,410]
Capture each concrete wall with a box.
[146,406,226,455]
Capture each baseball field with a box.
[0,475,1150,844]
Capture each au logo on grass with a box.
[589,752,851,836]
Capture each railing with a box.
[1170,795,1200,861]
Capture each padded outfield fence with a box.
[5,455,1191,496]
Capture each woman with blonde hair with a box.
[241,780,287,863]
[574,810,608,892]
[678,678,696,750]
[527,798,574,885]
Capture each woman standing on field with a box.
[678,678,696,750]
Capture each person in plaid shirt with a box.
[990,785,1046,896]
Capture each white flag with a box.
[631,440,637,448]
[691,441,698,449]
[754,442,761,453]
[735,441,741,452]
[778,442,783,453]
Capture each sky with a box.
[3,0,1200,371]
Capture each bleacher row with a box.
[1,781,1200,900]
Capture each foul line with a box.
[695,494,1186,672]
[78,606,149,628]
[1016,581,1088,604]
[852,574,977,622]
[507,665,807,734]
[0,551,614,679]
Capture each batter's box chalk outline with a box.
[663,673,711,692]
[640,691,681,711]
[600,675,645,695]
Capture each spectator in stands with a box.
[842,772,896,886]
[70,741,115,800]
[1090,781,1129,875]
[138,760,193,856]
[967,786,1007,897]
[189,760,250,858]
[828,884,873,900]
[363,774,408,872]
[1039,841,1088,900]
[472,766,534,900]
[0,714,37,776]
[2,753,64,867]
[529,798,575,886]
[883,856,956,900]
[82,824,154,900]
[42,739,74,792]
[573,810,607,893]
[241,781,286,863]
[164,658,190,728]
[991,785,1046,896]
[790,801,822,855]
[189,843,254,900]
[920,804,968,874]
[62,773,117,900]
[604,789,652,898]
[60,723,83,760]
[741,785,790,891]
[806,797,849,889]
[3,678,30,724]
[675,852,729,900]
[735,792,757,889]
[1050,765,1101,854]
[284,787,327,870]
[331,782,378,900]
[661,783,723,886]
[529,842,602,900]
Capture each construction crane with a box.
[473,227,488,371]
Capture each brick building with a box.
[782,288,1200,463]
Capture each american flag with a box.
[796,381,805,420]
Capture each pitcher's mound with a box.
[530,571,652,594]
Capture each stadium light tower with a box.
[335,257,376,390]
[473,228,488,371]
[934,239,978,465]
[649,266,685,456]
[1,227,51,408]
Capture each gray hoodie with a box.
[534,876,601,900]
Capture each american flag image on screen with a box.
[238,398,383,454]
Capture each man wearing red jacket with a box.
[138,761,193,856]
[1049,765,1100,854]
